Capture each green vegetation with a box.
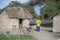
[38,0,60,27]
[7,1,35,14]
[0,35,36,40]
[41,23,53,27]
[40,0,60,19]
[0,9,2,14]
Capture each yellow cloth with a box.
[36,19,41,26]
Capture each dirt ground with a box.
[29,27,60,40]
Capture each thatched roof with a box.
[49,11,60,19]
[3,7,33,19]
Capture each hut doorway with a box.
[19,19,23,29]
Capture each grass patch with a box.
[0,35,36,40]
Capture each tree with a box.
[7,1,35,14]
[0,9,3,14]
[20,4,34,13]
[30,0,45,6]
[8,1,21,7]
[40,0,60,19]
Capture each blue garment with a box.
[6,31,10,34]
[36,26,40,31]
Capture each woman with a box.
[36,18,41,31]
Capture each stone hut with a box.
[0,7,33,34]
[49,11,60,32]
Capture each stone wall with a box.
[53,13,60,32]
[22,19,30,27]
[0,11,20,34]
[0,11,11,34]
[10,18,20,34]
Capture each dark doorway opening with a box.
[19,19,23,24]
[19,19,23,29]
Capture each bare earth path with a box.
[29,27,60,40]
